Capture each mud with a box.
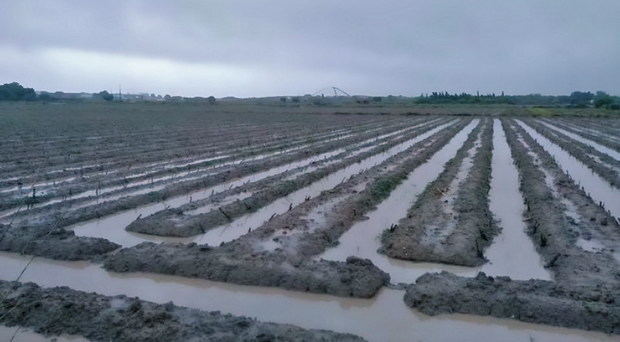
[125,118,450,237]
[104,242,388,298]
[404,272,620,334]
[528,119,620,188]
[5,119,423,225]
[381,119,498,266]
[101,121,469,296]
[503,119,620,288]
[0,251,615,342]
[516,120,620,219]
[539,119,620,161]
[0,280,364,341]
[0,224,118,261]
[546,118,620,152]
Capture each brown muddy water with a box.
[71,121,455,247]
[516,120,620,218]
[320,119,551,283]
[0,252,613,342]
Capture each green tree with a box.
[568,91,594,107]
[593,91,613,108]
[0,82,37,101]
[97,90,114,101]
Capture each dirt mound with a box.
[405,272,620,334]
[0,280,365,341]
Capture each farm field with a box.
[0,103,619,341]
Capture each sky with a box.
[1,1,619,97]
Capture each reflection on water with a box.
[0,252,613,342]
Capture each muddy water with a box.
[194,121,456,246]
[539,120,620,160]
[0,326,90,342]
[516,120,620,218]
[0,253,612,342]
[320,120,480,284]
[67,144,352,244]
[72,121,454,247]
[321,119,553,284]
[483,120,551,280]
[0,127,367,214]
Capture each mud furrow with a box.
[125,119,451,238]
[503,119,620,287]
[100,121,470,297]
[0,280,364,341]
[525,119,620,188]
[380,119,497,266]
[3,120,432,224]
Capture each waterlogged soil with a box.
[405,272,620,334]
[125,119,449,237]
[102,121,471,296]
[0,280,364,342]
[516,120,620,218]
[2,252,614,342]
[0,224,118,261]
[381,119,498,266]
[528,119,620,188]
[5,119,426,227]
[407,119,620,331]
[505,119,620,288]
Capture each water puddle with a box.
[516,120,620,219]
[0,325,90,342]
[0,252,612,342]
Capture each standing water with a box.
[482,120,551,280]
[0,252,612,342]
[516,120,620,219]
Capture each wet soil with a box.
[0,280,364,341]
[504,119,620,288]
[102,121,470,297]
[381,119,498,266]
[527,119,619,188]
[126,118,449,237]
[0,224,118,261]
[405,272,620,334]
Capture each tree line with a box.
[414,91,619,109]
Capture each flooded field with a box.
[1,104,619,341]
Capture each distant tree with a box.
[372,96,382,103]
[280,97,287,103]
[97,90,114,101]
[0,82,37,101]
[593,91,613,108]
[291,97,300,103]
[568,91,594,107]
[207,96,216,105]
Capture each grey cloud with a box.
[1,0,619,96]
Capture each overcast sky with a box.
[1,1,619,97]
